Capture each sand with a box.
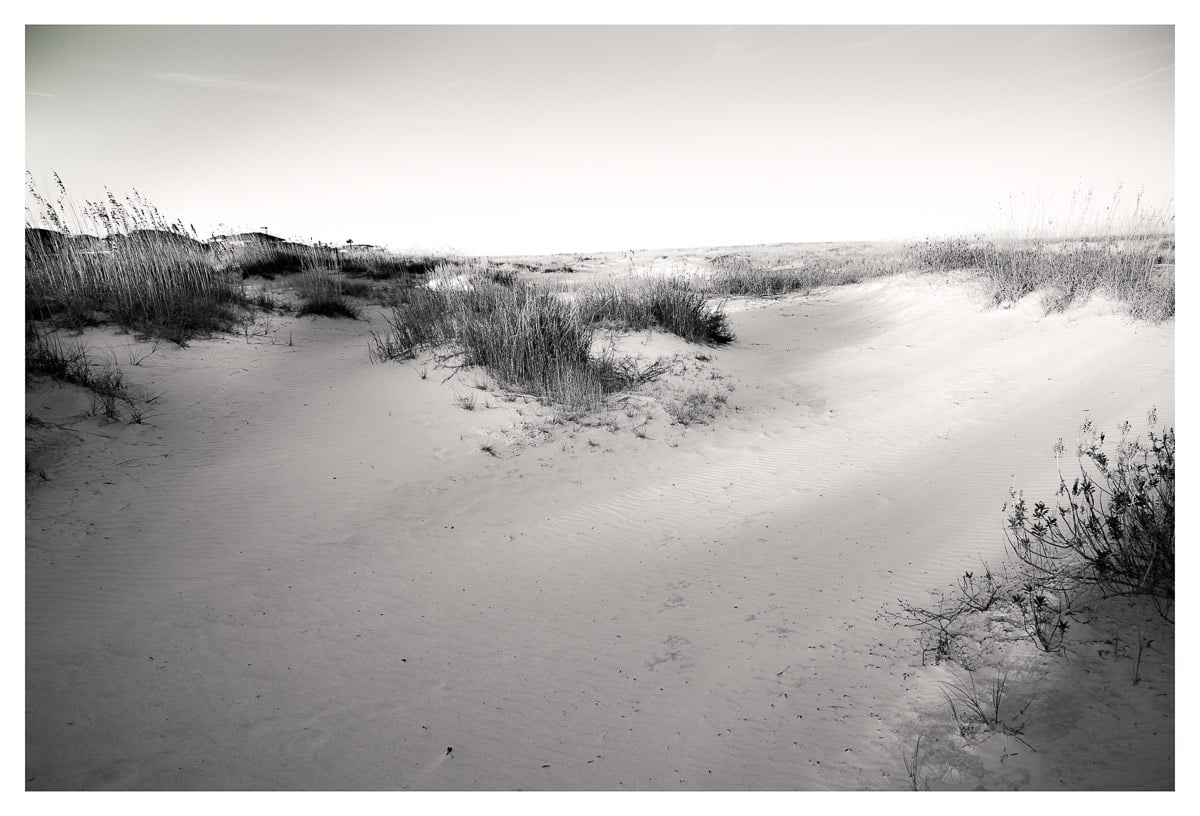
[24,271,1174,790]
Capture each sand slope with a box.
[25,273,1173,790]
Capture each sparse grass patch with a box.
[295,270,360,318]
[26,326,152,423]
[226,242,334,279]
[577,276,734,345]
[368,277,457,362]
[247,288,284,312]
[483,266,517,287]
[879,589,976,667]
[706,251,903,297]
[903,735,927,791]
[662,386,729,426]
[370,266,648,410]
[337,277,375,299]
[910,192,1174,322]
[911,237,1174,320]
[26,328,98,385]
[337,253,441,279]
[941,667,1014,736]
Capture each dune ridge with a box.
[25,272,1172,790]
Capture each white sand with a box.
[24,272,1173,790]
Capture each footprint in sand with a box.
[662,580,690,610]
[647,634,693,671]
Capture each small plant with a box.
[902,735,927,791]
[879,593,969,666]
[956,564,1006,612]
[455,392,476,411]
[1005,410,1174,621]
[1132,627,1149,685]
[940,667,1037,751]
[127,402,150,424]
[248,288,282,312]
[90,391,120,421]
[240,313,275,341]
[941,668,1010,735]
[479,442,498,457]
[663,387,728,427]
[1010,581,1070,653]
[126,340,158,366]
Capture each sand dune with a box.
[25,272,1173,790]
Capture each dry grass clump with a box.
[370,265,641,410]
[911,237,1174,320]
[221,242,335,280]
[910,194,1174,320]
[577,276,734,345]
[662,386,729,426]
[337,252,442,279]
[295,270,361,318]
[336,277,375,299]
[26,174,245,344]
[26,326,153,422]
[706,251,903,297]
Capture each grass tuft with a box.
[577,276,734,345]
[369,266,641,410]
[294,271,361,318]
[26,326,150,423]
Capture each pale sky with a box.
[25,25,1174,255]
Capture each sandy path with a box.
[25,274,1173,789]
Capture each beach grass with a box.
[577,276,734,344]
[26,175,245,343]
[370,265,645,409]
